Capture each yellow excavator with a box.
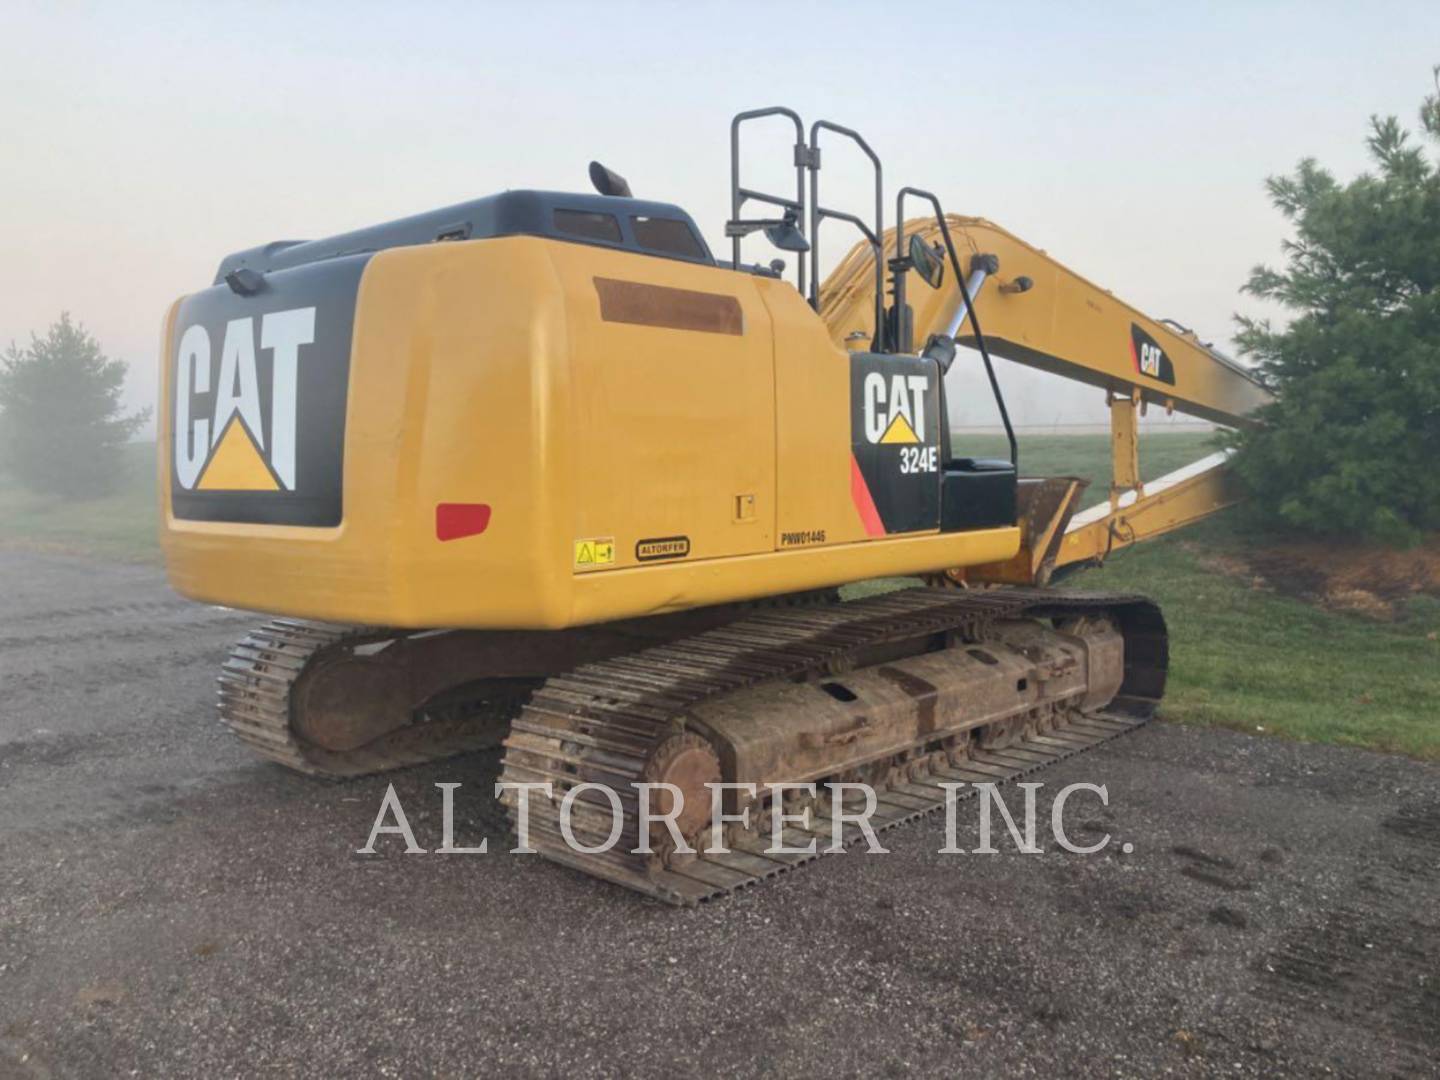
[158,107,1269,902]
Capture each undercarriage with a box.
[218,586,1165,903]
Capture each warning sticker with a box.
[573,537,616,570]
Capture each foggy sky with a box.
[3,0,1437,432]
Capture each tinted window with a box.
[553,209,622,243]
[631,216,705,259]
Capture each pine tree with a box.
[0,314,150,497]
[1228,69,1440,546]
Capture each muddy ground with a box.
[1,550,1438,1078]
[1193,534,1440,620]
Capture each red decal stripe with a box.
[436,503,492,541]
[849,455,886,537]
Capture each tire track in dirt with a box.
[1255,797,1440,1073]
[0,607,253,653]
[5,599,193,626]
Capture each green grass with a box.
[1065,516,1440,761]
[3,433,1436,759]
[959,427,1218,509]
[0,442,158,562]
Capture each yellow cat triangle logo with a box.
[878,412,920,445]
[197,416,281,492]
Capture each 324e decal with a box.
[849,354,942,535]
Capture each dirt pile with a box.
[1195,536,1440,619]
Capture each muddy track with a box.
[0,617,253,654]
[1257,796,1440,1071]
[501,585,1164,902]
[5,599,195,626]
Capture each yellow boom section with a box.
[819,216,1274,581]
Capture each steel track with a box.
[217,621,512,776]
[498,586,1166,904]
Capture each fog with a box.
[3,1,1435,432]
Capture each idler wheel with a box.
[292,651,410,752]
[641,733,721,849]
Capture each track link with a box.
[218,620,512,777]
[217,592,843,778]
[499,585,1166,904]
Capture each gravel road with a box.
[1,550,1437,1078]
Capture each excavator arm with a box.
[818,215,1273,583]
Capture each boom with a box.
[819,216,1274,582]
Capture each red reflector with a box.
[435,503,492,541]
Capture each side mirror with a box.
[909,234,945,289]
[764,211,810,253]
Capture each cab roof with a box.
[213,190,714,284]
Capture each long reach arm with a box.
[818,216,1274,583]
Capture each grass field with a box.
[0,442,157,561]
[1065,519,1440,760]
[960,427,1220,509]
[3,433,1436,759]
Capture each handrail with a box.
[808,119,883,346]
[895,186,1016,469]
[729,107,808,296]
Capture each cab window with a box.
[631,216,705,259]
[553,209,622,244]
